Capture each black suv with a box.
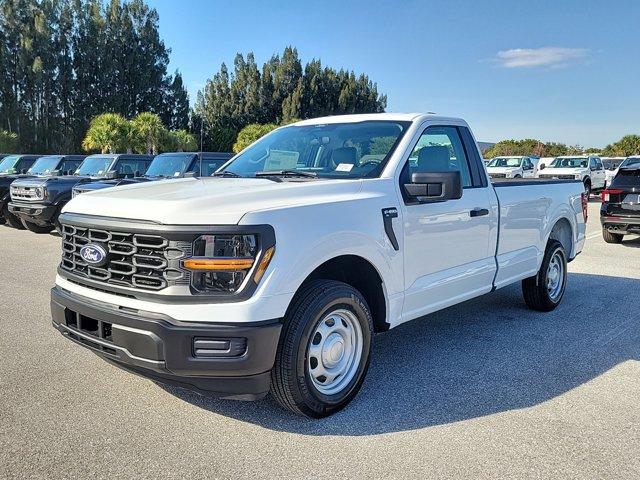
[8,153,153,233]
[0,154,44,228]
[72,151,233,196]
[600,157,640,243]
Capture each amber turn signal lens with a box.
[182,258,254,271]
[253,247,275,283]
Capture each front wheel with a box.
[270,279,373,418]
[2,204,25,229]
[522,240,567,311]
[584,181,591,198]
[602,229,623,244]
[21,219,53,234]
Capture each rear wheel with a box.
[602,229,623,244]
[522,240,567,312]
[21,219,53,234]
[583,180,591,198]
[2,204,25,229]
[270,279,373,418]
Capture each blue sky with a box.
[149,0,639,147]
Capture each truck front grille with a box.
[489,173,507,178]
[10,184,40,201]
[60,224,191,291]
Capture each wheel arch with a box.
[289,254,389,333]
[547,216,573,258]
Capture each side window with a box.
[139,160,151,174]
[201,159,227,176]
[60,160,80,173]
[115,159,139,176]
[17,159,31,172]
[595,158,603,170]
[406,126,472,188]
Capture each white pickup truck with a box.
[537,155,606,196]
[486,156,538,179]
[51,113,587,418]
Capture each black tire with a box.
[270,279,373,418]
[522,240,567,312]
[2,204,25,229]
[583,181,591,198]
[21,219,54,234]
[514,174,522,179]
[602,229,623,244]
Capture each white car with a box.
[486,156,537,179]
[51,113,587,417]
[537,155,606,195]
[605,156,640,188]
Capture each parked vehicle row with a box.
[48,113,587,417]
[1,151,233,233]
[486,155,608,196]
[600,159,640,243]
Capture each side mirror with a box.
[20,169,27,174]
[67,169,74,176]
[51,169,62,177]
[404,171,462,203]
[539,164,546,170]
[134,170,141,177]
[105,170,119,179]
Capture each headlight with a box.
[34,187,45,199]
[575,174,582,180]
[182,234,274,294]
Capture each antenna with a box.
[199,115,204,177]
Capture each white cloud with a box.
[495,47,588,69]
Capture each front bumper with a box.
[51,286,282,400]
[8,201,57,226]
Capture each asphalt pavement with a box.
[1,200,639,479]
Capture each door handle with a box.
[470,208,489,217]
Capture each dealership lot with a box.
[1,200,639,479]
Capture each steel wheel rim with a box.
[546,251,564,301]
[307,308,363,396]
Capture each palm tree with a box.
[167,129,197,152]
[82,113,129,153]
[131,112,165,154]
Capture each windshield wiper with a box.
[255,170,318,178]
[212,170,241,178]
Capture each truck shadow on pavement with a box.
[161,272,640,435]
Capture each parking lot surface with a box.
[1,200,639,479]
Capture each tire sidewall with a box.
[293,288,373,414]
[540,242,567,307]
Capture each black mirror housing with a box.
[404,171,463,203]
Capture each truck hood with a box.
[539,168,586,176]
[63,177,364,225]
[12,175,92,188]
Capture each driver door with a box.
[399,125,495,322]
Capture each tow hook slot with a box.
[381,207,399,251]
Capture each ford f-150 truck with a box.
[9,153,152,233]
[1,155,85,229]
[537,155,606,197]
[72,152,233,197]
[486,156,538,179]
[51,113,587,418]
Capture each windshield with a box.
[549,157,588,168]
[222,121,410,179]
[76,156,115,176]
[28,156,61,175]
[488,157,522,168]
[0,155,19,173]
[144,153,192,177]
[620,157,640,168]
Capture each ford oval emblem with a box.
[80,244,108,266]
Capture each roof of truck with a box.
[292,112,463,125]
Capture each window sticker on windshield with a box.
[336,163,354,172]
[264,150,299,171]
[174,171,180,176]
[98,170,103,174]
